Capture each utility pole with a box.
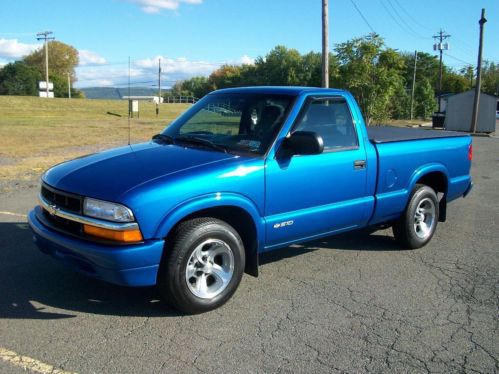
[36,31,54,98]
[157,58,161,117]
[67,72,71,99]
[321,0,329,88]
[410,50,418,120]
[433,29,450,113]
[471,8,486,133]
[467,65,474,89]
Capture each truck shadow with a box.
[0,222,179,320]
[1,222,399,320]
[260,229,402,266]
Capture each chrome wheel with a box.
[185,239,235,299]
[413,197,436,240]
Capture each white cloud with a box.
[75,65,143,87]
[79,50,107,66]
[0,38,40,59]
[238,55,255,65]
[127,0,202,13]
[75,54,255,88]
[134,55,219,76]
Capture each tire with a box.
[393,184,439,249]
[158,217,245,314]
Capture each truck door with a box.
[264,96,370,249]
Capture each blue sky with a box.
[0,0,497,88]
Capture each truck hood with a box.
[43,142,238,201]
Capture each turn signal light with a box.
[83,224,143,242]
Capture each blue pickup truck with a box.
[28,87,473,313]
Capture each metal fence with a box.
[164,96,199,104]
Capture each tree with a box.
[459,65,475,90]
[50,72,71,98]
[481,61,499,96]
[442,71,468,94]
[390,81,411,120]
[414,78,436,119]
[401,52,440,91]
[209,65,244,90]
[254,46,304,86]
[335,33,406,124]
[23,41,79,83]
[177,76,211,98]
[0,61,42,95]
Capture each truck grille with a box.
[41,183,82,213]
[40,183,84,236]
[41,208,83,235]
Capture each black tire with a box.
[393,184,439,249]
[158,217,245,314]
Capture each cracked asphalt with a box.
[0,134,498,373]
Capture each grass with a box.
[0,96,190,182]
[0,95,433,185]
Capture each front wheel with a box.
[158,217,245,314]
[393,184,439,249]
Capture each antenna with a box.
[127,56,131,146]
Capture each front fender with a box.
[154,192,265,247]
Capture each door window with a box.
[294,98,358,150]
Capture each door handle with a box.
[354,160,366,170]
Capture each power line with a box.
[391,0,434,32]
[452,35,476,54]
[386,0,431,39]
[443,52,473,66]
[0,32,38,36]
[349,0,376,34]
[378,0,427,40]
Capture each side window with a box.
[294,98,358,150]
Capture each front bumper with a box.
[28,207,164,286]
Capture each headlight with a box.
[83,198,135,222]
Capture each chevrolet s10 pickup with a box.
[28,87,473,313]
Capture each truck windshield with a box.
[161,93,294,155]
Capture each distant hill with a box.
[80,87,165,100]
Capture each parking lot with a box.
[0,134,498,373]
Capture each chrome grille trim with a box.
[38,194,139,232]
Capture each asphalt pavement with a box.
[0,134,497,373]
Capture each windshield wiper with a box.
[152,133,175,144]
[175,135,228,153]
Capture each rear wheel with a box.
[393,184,439,249]
[158,217,245,314]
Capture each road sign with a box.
[39,81,54,90]
[39,91,54,98]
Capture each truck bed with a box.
[367,126,468,144]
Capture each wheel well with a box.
[416,171,448,222]
[165,206,259,277]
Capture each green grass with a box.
[0,96,190,181]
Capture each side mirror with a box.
[282,131,324,156]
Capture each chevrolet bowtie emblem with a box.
[47,203,58,216]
